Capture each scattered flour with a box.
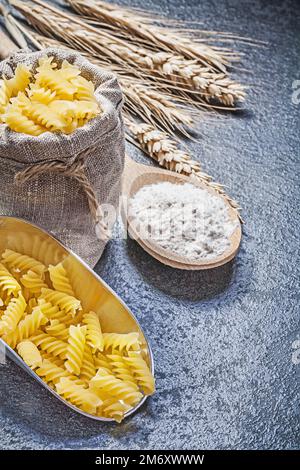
[129,182,238,261]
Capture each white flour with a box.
[129,182,238,261]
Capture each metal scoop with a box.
[0,215,154,421]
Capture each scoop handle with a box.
[0,29,18,60]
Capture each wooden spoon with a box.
[122,155,242,270]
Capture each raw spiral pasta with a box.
[0,263,21,299]
[5,233,64,267]
[124,352,156,395]
[65,325,87,375]
[45,319,69,341]
[38,298,80,326]
[35,359,70,385]
[0,55,101,135]
[0,293,26,335]
[56,377,102,415]
[30,332,68,359]
[83,311,103,352]
[23,100,66,131]
[28,84,56,105]
[0,64,31,116]
[9,64,32,96]
[5,106,46,136]
[100,398,131,423]
[107,353,138,389]
[35,360,85,387]
[2,249,46,277]
[40,288,81,317]
[0,245,155,422]
[20,270,48,295]
[80,343,97,382]
[40,353,65,368]
[90,367,143,407]
[72,76,97,101]
[3,307,47,349]
[48,262,75,297]
[102,332,141,353]
[0,80,11,118]
[37,299,61,319]
[94,351,113,372]
[17,340,42,368]
[26,298,38,313]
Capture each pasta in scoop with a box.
[0,55,101,135]
[0,248,155,422]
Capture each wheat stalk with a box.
[125,116,242,221]
[67,0,239,71]
[10,0,245,107]
[0,4,27,48]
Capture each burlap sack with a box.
[0,48,125,267]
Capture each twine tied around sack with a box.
[14,147,110,241]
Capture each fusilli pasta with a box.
[0,293,26,335]
[107,353,139,390]
[65,325,87,375]
[124,352,155,395]
[83,311,103,352]
[102,332,141,353]
[56,377,102,415]
[17,340,42,368]
[80,343,96,382]
[2,249,46,277]
[0,241,155,422]
[40,288,81,317]
[3,307,47,349]
[30,332,68,359]
[48,262,75,296]
[20,270,48,295]
[0,262,21,299]
[90,367,143,406]
[100,398,131,423]
[45,319,69,341]
[0,55,101,135]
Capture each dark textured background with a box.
[0,0,299,450]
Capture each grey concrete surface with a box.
[0,0,299,450]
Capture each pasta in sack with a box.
[0,48,125,267]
